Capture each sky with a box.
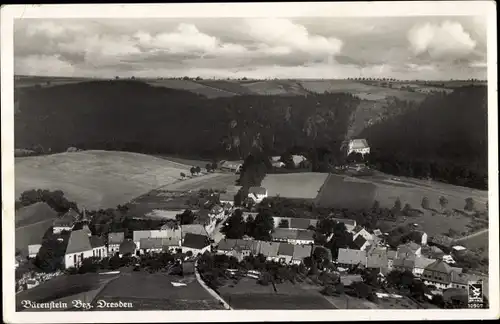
[14,16,488,80]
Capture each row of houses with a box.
[216,238,313,264]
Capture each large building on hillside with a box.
[342,139,371,156]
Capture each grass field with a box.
[146,79,236,98]
[261,173,329,199]
[218,278,335,310]
[15,150,193,210]
[15,76,93,89]
[240,80,310,96]
[159,172,239,192]
[15,219,53,256]
[315,174,377,209]
[95,272,224,310]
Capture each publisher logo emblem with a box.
[468,280,483,304]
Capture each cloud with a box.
[407,21,477,60]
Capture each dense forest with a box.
[14,80,359,160]
[361,86,488,189]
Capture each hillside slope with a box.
[361,86,488,189]
[15,150,191,210]
[15,80,359,159]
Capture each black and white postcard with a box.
[1,2,498,322]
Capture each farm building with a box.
[392,258,415,273]
[247,186,268,203]
[90,236,107,259]
[277,243,295,263]
[182,233,211,256]
[139,238,164,254]
[366,247,388,270]
[271,228,315,245]
[53,208,80,234]
[181,224,210,239]
[220,160,243,174]
[422,259,464,290]
[292,245,313,265]
[337,248,366,267]
[257,241,281,262]
[353,228,374,242]
[107,232,125,255]
[344,139,370,156]
[396,242,422,259]
[413,256,436,278]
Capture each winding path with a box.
[193,260,232,310]
[456,228,489,242]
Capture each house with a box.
[140,238,164,254]
[397,242,421,259]
[219,192,235,206]
[53,209,79,234]
[295,230,315,245]
[289,218,315,230]
[331,218,357,233]
[392,258,415,273]
[258,241,281,262]
[90,236,107,259]
[216,239,253,261]
[292,155,307,167]
[337,248,367,267]
[28,244,42,259]
[181,224,210,239]
[429,235,456,252]
[450,272,479,290]
[373,229,383,237]
[151,228,182,247]
[413,256,436,277]
[409,231,428,246]
[119,239,137,257]
[133,230,153,250]
[277,243,295,264]
[272,228,314,245]
[387,250,397,270]
[182,233,211,256]
[107,232,125,255]
[353,228,374,242]
[64,229,94,269]
[421,245,446,259]
[220,160,243,174]
[72,222,92,236]
[209,204,225,220]
[421,259,464,290]
[272,161,285,168]
[247,187,268,203]
[351,235,371,251]
[366,247,388,270]
[346,139,370,156]
[292,245,313,265]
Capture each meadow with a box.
[315,174,377,209]
[261,173,329,199]
[15,150,192,210]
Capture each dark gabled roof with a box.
[296,230,314,241]
[258,241,280,258]
[393,258,415,269]
[65,230,92,254]
[183,233,210,250]
[217,239,237,251]
[366,249,388,268]
[119,239,137,254]
[140,237,163,250]
[53,208,79,227]
[352,235,367,249]
[108,232,125,245]
[278,243,294,256]
[424,259,452,274]
[248,187,267,195]
[272,228,298,240]
[219,192,235,202]
[90,236,105,248]
[292,245,312,260]
[290,218,311,230]
[337,248,366,265]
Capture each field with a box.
[15,150,193,210]
[159,172,239,192]
[15,219,53,256]
[218,277,335,310]
[156,155,214,168]
[240,80,310,96]
[94,271,224,310]
[261,173,329,199]
[315,174,377,209]
[196,80,254,95]
[145,79,237,98]
[15,76,93,89]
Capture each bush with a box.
[464,197,475,212]
[421,197,430,210]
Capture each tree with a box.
[195,166,201,174]
[244,214,255,237]
[278,219,289,228]
[439,196,449,211]
[280,153,295,169]
[176,209,196,225]
[402,203,412,216]
[252,210,274,241]
[211,162,218,171]
[393,198,402,213]
[421,196,430,209]
[190,167,196,176]
[221,209,246,239]
[464,197,475,212]
[205,163,212,173]
[372,200,380,211]
[180,172,186,179]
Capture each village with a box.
[14,139,488,310]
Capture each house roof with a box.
[140,238,163,250]
[72,222,91,233]
[119,239,137,254]
[181,224,209,238]
[373,229,382,236]
[258,241,280,258]
[28,244,41,255]
[387,250,397,259]
[53,208,79,227]
[183,233,211,250]
[414,256,436,269]
[296,230,314,241]
[424,259,452,274]
[290,218,311,230]
[292,245,312,260]
[217,239,237,251]
[108,232,125,244]
[393,258,415,269]
[397,242,421,257]
[272,228,298,240]
[162,236,181,247]
[349,139,369,149]
[248,187,267,195]
[90,236,105,248]
[133,230,152,242]
[234,239,253,251]
[366,248,388,268]
[65,229,92,254]
[352,235,368,249]
[337,248,366,265]
[278,243,295,256]
[450,271,473,285]
[219,193,235,202]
